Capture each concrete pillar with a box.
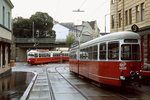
[15,47,27,62]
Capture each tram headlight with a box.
[120,76,125,80]
[130,71,136,76]
[139,76,142,79]
[136,71,139,75]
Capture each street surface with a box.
[12,62,150,100]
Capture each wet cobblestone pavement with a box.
[11,62,150,100]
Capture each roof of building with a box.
[88,21,96,29]
[60,23,81,32]
[5,0,14,8]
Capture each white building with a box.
[53,23,70,40]
[76,21,100,43]
[0,0,14,77]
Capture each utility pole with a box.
[32,22,34,40]
[105,14,110,33]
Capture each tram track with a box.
[54,66,150,100]
[55,66,89,100]
[46,68,55,100]
[56,66,129,100]
[55,66,131,100]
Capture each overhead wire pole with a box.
[32,22,34,40]
[105,14,110,33]
[72,6,85,65]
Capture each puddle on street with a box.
[0,72,35,100]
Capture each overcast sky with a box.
[11,0,110,32]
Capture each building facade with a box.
[76,21,100,43]
[0,0,14,77]
[110,0,150,64]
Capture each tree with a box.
[13,17,32,38]
[30,12,55,38]
[66,34,75,48]
[13,12,56,38]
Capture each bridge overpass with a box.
[14,37,68,62]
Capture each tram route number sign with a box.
[119,62,127,70]
[131,24,139,32]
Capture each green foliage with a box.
[13,17,32,38]
[13,12,55,38]
[66,34,75,48]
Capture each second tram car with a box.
[27,49,69,64]
[69,31,142,87]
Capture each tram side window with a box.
[88,47,93,60]
[80,49,84,59]
[108,42,119,60]
[45,53,50,57]
[35,53,38,58]
[70,51,77,60]
[93,45,98,60]
[53,53,60,57]
[84,48,88,59]
[80,48,88,60]
[99,43,106,60]
[39,54,41,57]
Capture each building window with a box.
[111,15,115,29]
[141,3,145,21]
[112,0,115,4]
[118,12,121,27]
[3,6,5,25]
[125,10,128,25]
[136,5,140,22]
[2,44,5,66]
[129,9,132,24]
[8,12,10,29]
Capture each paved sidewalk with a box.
[12,62,87,100]
[28,71,51,100]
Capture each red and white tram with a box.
[27,49,69,64]
[69,31,142,87]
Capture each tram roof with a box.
[80,31,140,48]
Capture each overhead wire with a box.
[78,0,88,9]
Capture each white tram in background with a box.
[27,49,69,64]
[69,31,142,86]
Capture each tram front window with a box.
[121,44,140,60]
[28,53,34,58]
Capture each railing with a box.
[15,38,55,43]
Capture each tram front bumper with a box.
[120,75,142,81]
[120,75,142,86]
